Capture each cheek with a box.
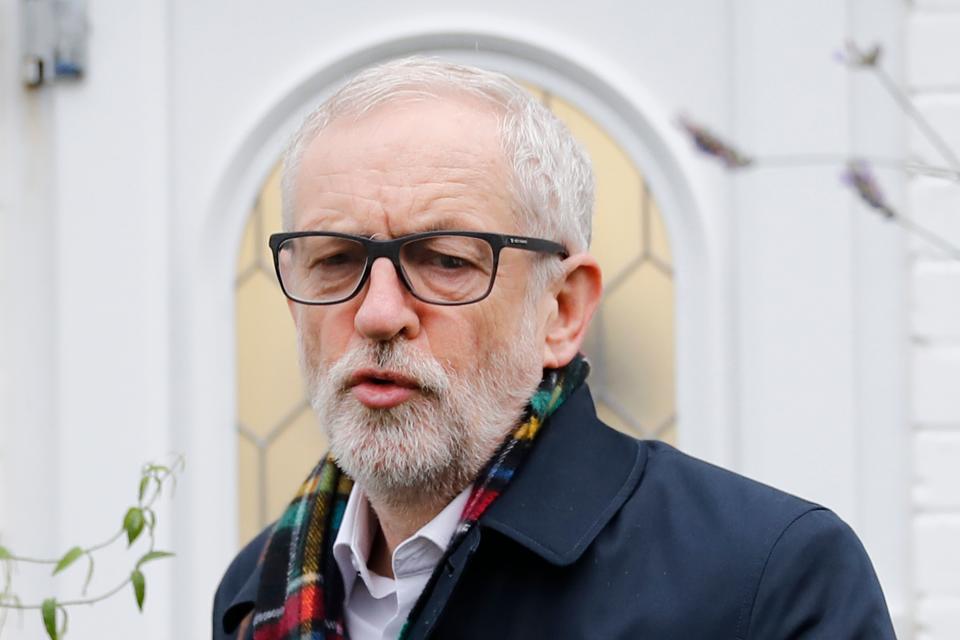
[432,306,504,367]
[297,307,355,366]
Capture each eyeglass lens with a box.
[276,235,496,304]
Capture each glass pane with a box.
[544,92,676,441]
[236,270,304,437]
[265,408,329,519]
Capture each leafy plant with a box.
[0,455,184,639]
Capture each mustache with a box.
[325,340,452,396]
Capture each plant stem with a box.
[0,577,132,610]
[755,154,960,180]
[8,529,125,565]
[895,215,960,260]
[871,65,960,171]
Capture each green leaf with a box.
[142,464,169,475]
[136,550,174,569]
[0,545,10,560]
[41,598,58,640]
[138,476,151,502]
[52,546,84,575]
[131,569,145,611]
[123,507,145,546]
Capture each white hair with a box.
[280,56,595,262]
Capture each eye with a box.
[432,253,470,270]
[317,252,353,267]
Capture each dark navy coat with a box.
[214,385,896,639]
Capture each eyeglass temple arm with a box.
[503,235,569,259]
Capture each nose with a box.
[353,257,421,341]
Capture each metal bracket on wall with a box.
[21,0,88,88]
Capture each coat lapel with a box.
[404,384,647,639]
[481,384,648,565]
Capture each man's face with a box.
[288,96,550,502]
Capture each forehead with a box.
[291,96,517,234]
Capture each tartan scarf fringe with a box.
[249,355,589,640]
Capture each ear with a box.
[541,253,603,369]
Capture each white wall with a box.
[1,0,63,631]
[0,0,175,638]
[907,3,960,638]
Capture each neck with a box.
[364,489,455,579]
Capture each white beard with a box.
[300,317,542,507]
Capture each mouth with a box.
[347,369,420,409]
[348,369,420,389]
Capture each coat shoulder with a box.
[638,440,822,533]
[212,525,273,638]
[615,441,894,638]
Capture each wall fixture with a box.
[21,0,88,88]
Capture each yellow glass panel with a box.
[549,96,644,281]
[658,420,677,444]
[265,408,330,521]
[236,206,259,276]
[597,264,676,431]
[237,433,262,545]
[259,164,284,266]
[236,269,304,437]
[518,81,547,102]
[647,196,673,263]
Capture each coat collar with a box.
[479,384,647,565]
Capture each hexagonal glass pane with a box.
[259,164,284,268]
[265,408,329,521]
[549,96,644,282]
[646,195,673,265]
[236,270,304,438]
[237,432,262,545]
[236,205,260,277]
[588,264,676,434]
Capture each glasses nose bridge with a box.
[363,237,412,294]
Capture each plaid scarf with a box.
[245,355,589,640]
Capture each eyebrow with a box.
[415,215,485,234]
[349,215,488,239]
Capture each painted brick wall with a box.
[909,3,960,639]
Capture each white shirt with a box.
[332,486,471,640]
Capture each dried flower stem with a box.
[755,154,960,180]
[895,216,960,260]
[871,66,960,171]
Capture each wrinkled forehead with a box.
[310,93,505,165]
[291,96,518,235]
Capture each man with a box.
[214,57,895,639]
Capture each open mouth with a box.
[348,369,419,389]
[347,369,420,409]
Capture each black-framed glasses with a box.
[268,230,569,306]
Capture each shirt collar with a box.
[333,483,471,600]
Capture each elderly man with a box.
[214,58,895,639]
